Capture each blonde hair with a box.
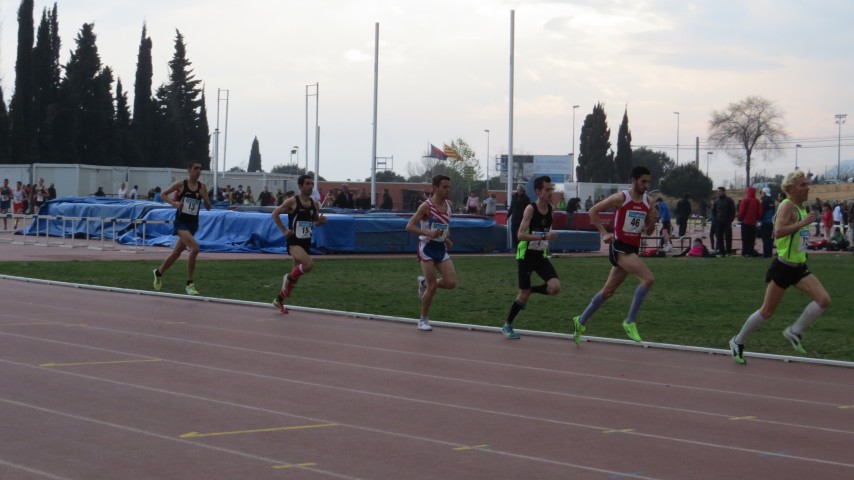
[781,170,806,194]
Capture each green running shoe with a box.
[152,269,162,291]
[185,283,199,296]
[572,316,585,345]
[502,324,520,339]
[622,320,642,342]
[729,337,746,365]
[783,327,807,354]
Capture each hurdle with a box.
[122,218,170,253]
[87,217,119,251]
[58,216,86,248]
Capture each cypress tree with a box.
[247,136,262,172]
[113,79,134,165]
[9,0,35,164]
[614,107,633,181]
[576,102,614,182]
[0,86,11,162]
[32,3,61,163]
[131,24,154,166]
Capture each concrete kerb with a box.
[3,274,852,370]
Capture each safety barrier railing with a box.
[2,214,172,253]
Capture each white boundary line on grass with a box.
[2,274,852,370]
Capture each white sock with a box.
[735,310,766,344]
[791,301,824,335]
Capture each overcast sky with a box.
[1,0,853,187]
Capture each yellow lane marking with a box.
[40,359,162,367]
[453,444,489,451]
[273,463,317,469]
[603,428,635,434]
[729,416,757,421]
[180,423,337,439]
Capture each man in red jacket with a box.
[738,187,762,257]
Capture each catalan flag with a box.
[430,144,447,160]
[444,144,463,161]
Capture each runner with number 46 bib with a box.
[271,174,328,313]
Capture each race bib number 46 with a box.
[623,210,647,233]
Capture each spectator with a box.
[675,194,692,237]
[466,191,480,214]
[258,186,274,206]
[584,196,593,211]
[118,182,127,199]
[656,197,672,251]
[566,197,580,229]
[811,198,822,236]
[335,184,354,208]
[737,187,762,257]
[556,196,566,211]
[759,187,776,258]
[129,185,138,200]
[849,200,854,246]
[482,193,497,216]
[821,202,833,239]
[355,187,371,209]
[246,185,255,205]
[509,185,531,248]
[712,187,736,256]
[152,186,163,203]
[232,185,246,205]
[48,182,57,200]
[829,226,849,251]
[380,189,393,210]
[276,189,285,205]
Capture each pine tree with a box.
[247,136,262,172]
[131,24,154,166]
[614,107,633,182]
[113,79,134,165]
[157,30,209,169]
[576,102,615,182]
[9,0,35,164]
[56,23,115,164]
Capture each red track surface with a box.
[1,277,852,480]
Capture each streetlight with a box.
[306,83,319,177]
[572,105,579,181]
[795,144,802,170]
[291,146,299,166]
[483,129,490,190]
[706,151,713,177]
[673,111,680,165]
[835,114,847,180]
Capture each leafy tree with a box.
[228,166,245,173]
[632,147,675,190]
[708,96,789,188]
[576,102,614,182]
[9,0,35,164]
[658,163,713,204]
[55,23,115,165]
[247,136,262,172]
[366,170,405,182]
[614,107,633,181]
[131,24,154,166]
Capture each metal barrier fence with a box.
[1,214,171,253]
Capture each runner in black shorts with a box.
[152,161,211,295]
[271,174,327,313]
[502,176,560,339]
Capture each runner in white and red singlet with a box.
[571,166,658,344]
[406,174,458,332]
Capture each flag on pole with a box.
[444,144,463,161]
[430,144,447,160]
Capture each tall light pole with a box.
[215,88,230,179]
[706,151,713,177]
[835,114,847,180]
[673,111,680,165]
[483,129,490,190]
[795,144,802,170]
[572,105,579,181]
[306,83,319,176]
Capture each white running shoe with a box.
[418,319,432,331]
[663,243,673,252]
[417,276,427,299]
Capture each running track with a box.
[0,277,852,479]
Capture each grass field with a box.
[1,254,851,362]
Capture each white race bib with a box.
[296,220,313,239]
[623,210,647,234]
[181,197,200,216]
[528,230,549,251]
[431,222,449,242]
[0,194,8,202]
[37,195,44,202]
